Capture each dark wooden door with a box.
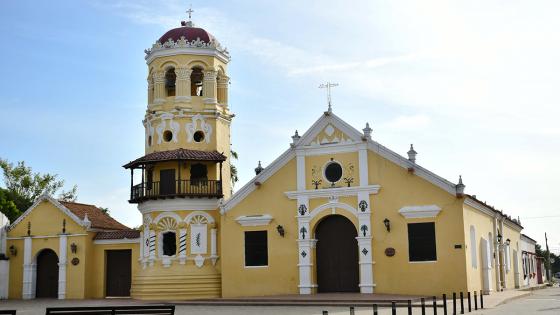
[316,215,359,292]
[159,169,176,195]
[36,249,59,298]
[106,250,132,297]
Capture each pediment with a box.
[296,112,364,148]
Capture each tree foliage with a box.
[230,149,239,187]
[0,158,78,223]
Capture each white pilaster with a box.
[58,234,67,299]
[179,228,187,264]
[148,230,156,266]
[357,236,374,293]
[296,151,306,191]
[481,238,493,294]
[358,146,369,186]
[22,236,33,299]
[210,228,218,265]
[297,238,317,294]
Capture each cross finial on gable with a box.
[319,82,339,113]
[186,5,194,21]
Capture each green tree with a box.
[0,158,78,222]
[0,188,20,223]
[230,149,239,188]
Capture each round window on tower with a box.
[163,130,173,142]
[324,161,343,184]
[193,131,205,143]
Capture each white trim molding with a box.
[93,238,140,245]
[235,215,273,227]
[285,185,381,200]
[398,205,442,219]
[139,199,220,213]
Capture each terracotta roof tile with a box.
[60,201,129,231]
[94,230,140,240]
[123,148,227,169]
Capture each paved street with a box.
[470,287,560,315]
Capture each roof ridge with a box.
[59,200,98,207]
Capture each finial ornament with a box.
[291,130,301,145]
[181,5,195,27]
[319,82,339,113]
[255,161,264,175]
[407,144,417,163]
[456,175,465,197]
[362,122,372,140]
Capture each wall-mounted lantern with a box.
[276,225,285,237]
[505,238,511,246]
[383,218,391,232]
[9,245,17,257]
[70,243,78,254]
[496,233,502,244]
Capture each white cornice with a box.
[504,219,523,232]
[8,194,86,232]
[146,47,230,64]
[398,205,442,219]
[7,233,88,240]
[285,185,381,200]
[221,149,295,213]
[93,238,140,245]
[464,198,497,219]
[235,215,273,227]
[138,199,220,213]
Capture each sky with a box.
[0,0,559,253]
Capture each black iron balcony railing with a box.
[130,179,223,203]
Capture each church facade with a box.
[0,18,543,300]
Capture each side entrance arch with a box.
[315,215,359,292]
[35,249,59,298]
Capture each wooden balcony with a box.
[129,179,223,203]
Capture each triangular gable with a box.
[222,111,460,213]
[8,194,86,231]
[296,111,364,147]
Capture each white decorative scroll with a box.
[185,114,212,144]
[179,228,187,264]
[145,119,155,147]
[156,113,180,144]
[145,36,230,59]
[194,254,205,268]
[190,224,207,255]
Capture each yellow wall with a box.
[88,242,139,298]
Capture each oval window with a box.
[163,130,173,142]
[193,131,205,142]
[324,162,343,183]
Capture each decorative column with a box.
[357,192,374,293]
[210,228,218,265]
[147,77,154,106]
[296,150,306,191]
[296,197,316,294]
[148,229,156,266]
[358,145,369,186]
[203,70,218,105]
[22,236,33,299]
[481,238,493,294]
[217,75,229,107]
[179,228,187,264]
[175,66,192,104]
[58,234,67,299]
[152,71,166,105]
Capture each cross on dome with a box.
[186,5,194,21]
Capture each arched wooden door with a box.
[315,215,359,292]
[36,249,59,298]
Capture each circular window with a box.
[193,131,205,142]
[324,162,343,183]
[163,130,173,142]
[148,136,152,146]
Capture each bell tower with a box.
[123,13,233,300]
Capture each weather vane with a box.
[319,82,339,113]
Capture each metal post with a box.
[130,168,134,200]
[392,301,397,315]
[408,300,413,315]
[453,292,457,315]
[350,306,355,315]
[373,304,378,315]
[474,291,478,310]
[422,298,426,315]
[443,294,447,315]
[177,161,181,194]
[322,311,328,315]
[460,292,464,314]
[468,292,471,312]
[433,296,438,315]
[480,290,484,309]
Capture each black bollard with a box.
[474,291,478,310]
[460,292,464,314]
[480,290,484,309]
[373,303,378,315]
[323,311,328,315]
[433,296,438,315]
[443,294,448,315]
[453,292,457,315]
[392,301,397,315]
[468,291,471,312]
[422,297,426,315]
[350,306,355,315]
[408,299,413,315]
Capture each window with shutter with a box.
[408,222,437,262]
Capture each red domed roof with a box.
[158,22,214,44]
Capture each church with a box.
[0,16,545,300]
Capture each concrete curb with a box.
[494,292,532,307]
